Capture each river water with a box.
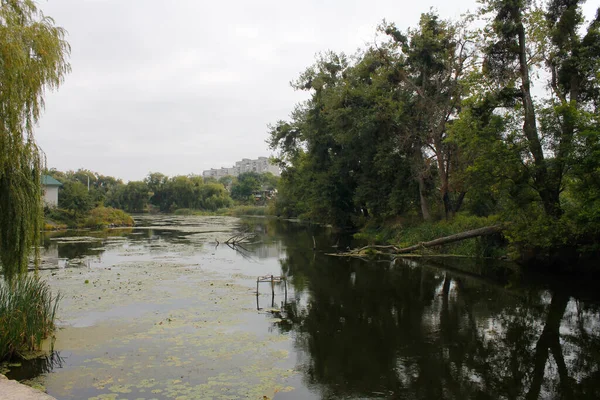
[5,215,600,399]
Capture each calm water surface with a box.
[7,215,600,399]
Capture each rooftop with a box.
[41,175,62,186]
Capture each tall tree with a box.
[543,1,600,219]
[0,0,70,280]
[380,13,476,219]
[479,0,599,218]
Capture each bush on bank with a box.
[45,206,134,229]
[83,206,134,228]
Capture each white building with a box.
[42,175,62,207]
[203,157,280,179]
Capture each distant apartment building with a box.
[203,157,280,179]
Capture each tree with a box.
[476,0,599,218]
[145,173,233,212]
[106,181,150,213]
[199,182,232,210]
[59,181,93,214]
[231,172,262,202]
[260,172,279,191]
[0,0,70,280]
[145,172,168,210]
[482,0,559,217]
[380,13,476,219]
[218,175,235,189]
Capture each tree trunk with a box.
[517,20,561,218]
[335,225,503,258]
[395,225,502,253]
[417,173,431,222]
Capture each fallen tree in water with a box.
[330,225,503,257]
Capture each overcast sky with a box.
[34,0,596,182]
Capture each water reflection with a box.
[21,218,600,399]
[38,229,136,270]
[5,352,65,382]
[258,220,600,399]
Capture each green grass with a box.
[173,205,274,217]
[172,208,196,215]
[223,205,269,217]
[0,275,60,360]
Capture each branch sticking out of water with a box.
[224,229,255,245]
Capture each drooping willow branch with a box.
[0,0,70,281]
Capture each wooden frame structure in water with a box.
[256,275,287,298]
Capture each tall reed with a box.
[0,275,60,360]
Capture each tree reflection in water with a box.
[264,222,600,399]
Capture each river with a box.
[5,214,600,399]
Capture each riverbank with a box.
[353,213,600,272]
[173,204,272,217]
[355,214,506,257]
[0,374,56,400]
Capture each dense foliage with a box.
[229,172,278,203]
[143,172,232,212]
[46,169,278,215]
[268,1,600,263]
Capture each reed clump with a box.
[0,275,60,360]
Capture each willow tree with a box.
[0,0,70,280]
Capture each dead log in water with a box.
[394,225,503,253]
[331,225,503,257]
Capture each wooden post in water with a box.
[256,277,259,295]
[270,275,274,297]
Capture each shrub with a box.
[0,275,60,360]
[44,207,78,227]
[82,206,134,228]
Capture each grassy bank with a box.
[0,275,60,361]
[356,214,506,258]
[173,204,274,217]
[45,206,134,230]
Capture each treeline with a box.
[46,169,279,214]
[268,1,600,262]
